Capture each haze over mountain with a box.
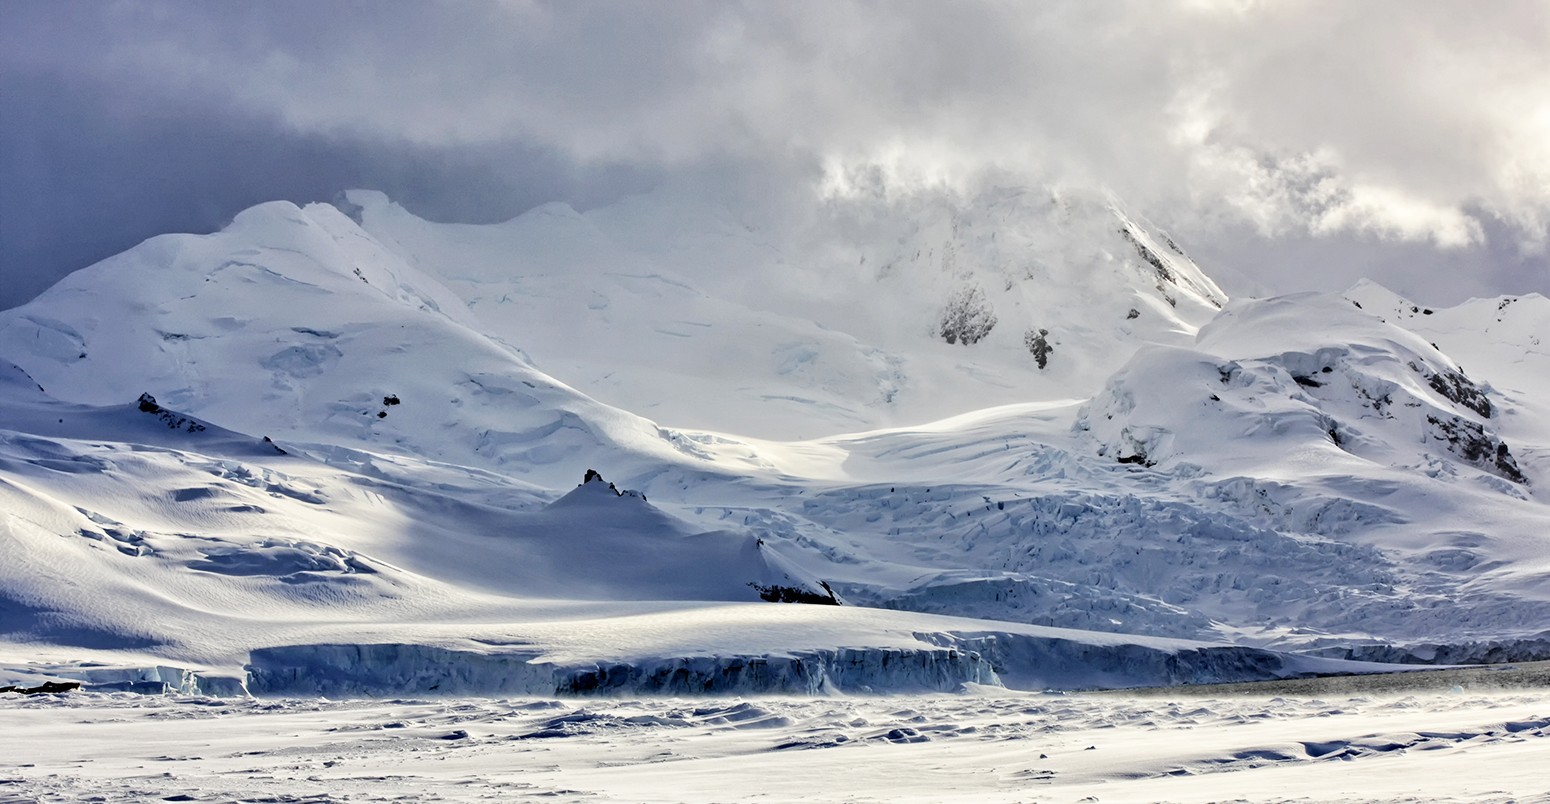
[5,2,1547,311]
[343,185,1226,437]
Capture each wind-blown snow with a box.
[4,687,1547,802]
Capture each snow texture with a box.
[1,189,1547,700]
[3,687,1547,802]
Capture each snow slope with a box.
[344,185,1225,438]
[1344,280,1550,479]
[3,360,1387,695]
[1,190,1547,695]
[0,200,690,487]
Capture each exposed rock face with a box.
[1416,364,1493,418]
[1117,224,1224,310]
[136,392,207,433]
[1426,414,1528,484]
[749,581,840,605]
[939,285,998,345]
[576,469,647,500]
[1123,226,1176,285]
[1024,328,1054,369]
[0,681,80,695]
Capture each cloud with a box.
[2,0,1546,307]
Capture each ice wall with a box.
[242,633,1346,698]
[554,646,999,695]
[922,632,1295,690]
[245,643,999,697]
[246,644,557,697]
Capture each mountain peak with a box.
[331,184,1237,438]
[0,197,690,486]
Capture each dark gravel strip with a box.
[1094,660,1550,698]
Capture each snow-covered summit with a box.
[1081,290,1529,484]
[0,199,698,487]
[1344,279,1550,453]
[342,185,1229,438]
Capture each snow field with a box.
[2,689,1546,802]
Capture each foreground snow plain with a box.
[4,687,1547,803]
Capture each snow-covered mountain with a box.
[1,189,1546,695]
[0,200,692,487]
[341,185,1224,438]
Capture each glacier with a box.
[1,188,1547,698]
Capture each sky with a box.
[2,0,1546,310]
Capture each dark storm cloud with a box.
[2,0,1546,308]
[0,0,661,309]
[0,66,654,308]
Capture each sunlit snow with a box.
[1,189,1546,801]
